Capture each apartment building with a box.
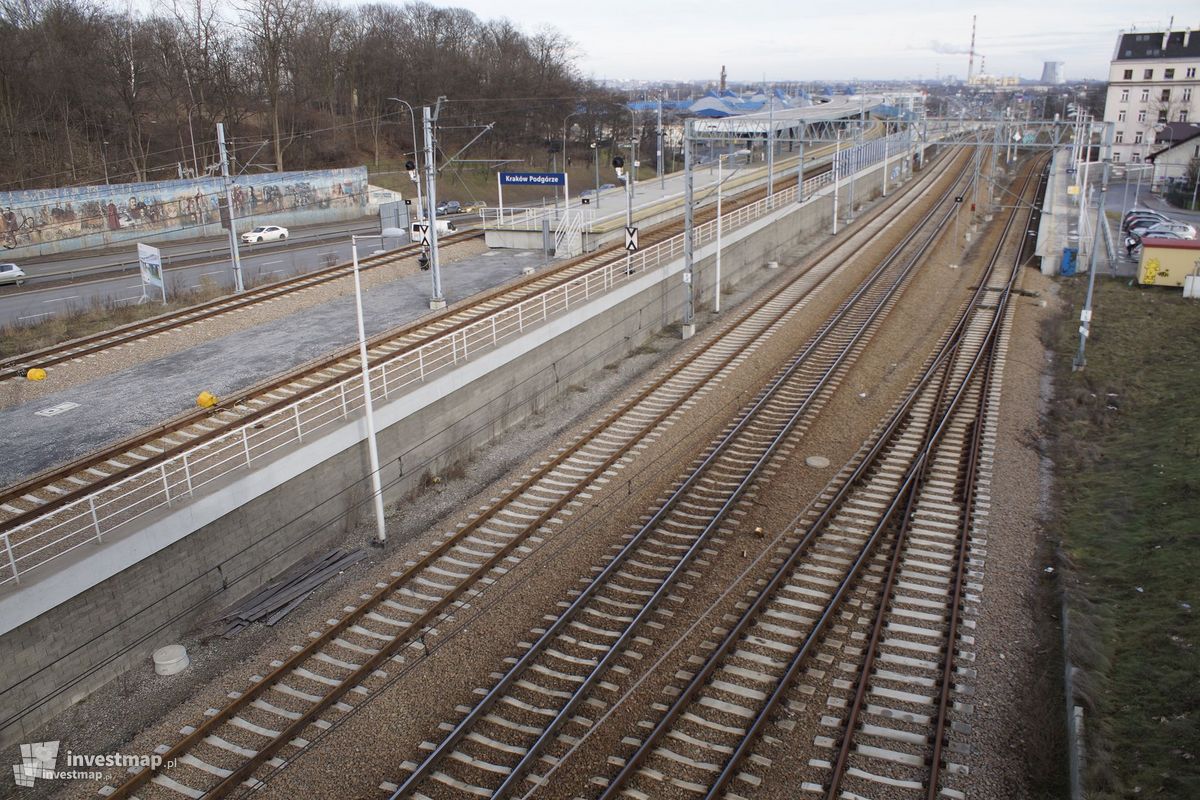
[1103,28,1200,180]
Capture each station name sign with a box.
[499,172,565,186]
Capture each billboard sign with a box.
[137,242,166,303]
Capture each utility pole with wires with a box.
[681,119,695,339]
[423,99,446,310]
[217,122,245,293]
[657,96,665,189]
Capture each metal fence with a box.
[0,137,894,588]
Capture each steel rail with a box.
[701,272,1011,800]
[700,154,1041,800]
[0,170,790,532]
[598,154,1042,800]
[203,147,958,800]
[820,152,1042,800]
[0,231,481,381]
[388,149,979,800]
[104,156,881,800]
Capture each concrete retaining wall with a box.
[0,159,891,747]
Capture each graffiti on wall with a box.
[0,168,367,253]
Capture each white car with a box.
[0,262,25,286]
[1139,221,1196,240]
[241,225,289,243]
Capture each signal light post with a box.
[388,97,424,222]
[614,153,633,274]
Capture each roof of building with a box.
[1141,238,1200,250]
[1148,123,1200,163]
[1114,30,1200,61]
[1154,122,1200,145]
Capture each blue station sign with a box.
[499,172,566,186]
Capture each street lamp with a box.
[387,98,424,223]
[590,141,601,209]
[102,140,110,185]
[351,227,407,545]
[562,110,582,177]
[715,152,730,313]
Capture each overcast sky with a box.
[409,1,1193,82]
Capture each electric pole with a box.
[217,123,244,293]
[424,101,446,310]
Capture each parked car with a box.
[1123,207,1166,222]
[436,200,462,215]
[1138,221,1197,239]
[579,189,597,200]
[0,262,25,286]
[1122,210,1169,231]
[241,225,289,243]
[459,201,487,213]
[599,183,616,191]
[1136,230,1192,242]
[1125,229,1190,252]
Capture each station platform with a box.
[1036,149,1122,277]
[483,146,818,255]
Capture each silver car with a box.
[1139,221,1197,239]
[0,262,25,286]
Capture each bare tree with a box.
[238,0,312,171]
[0,0,608,188]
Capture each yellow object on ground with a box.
[26,368,46,381]
[196,391,219,409]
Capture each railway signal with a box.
[624,226,639,252]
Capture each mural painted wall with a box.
[0,167,368,260]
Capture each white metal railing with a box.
[0,136,895,588]
[481,206,563,230]
[554,210,585,257]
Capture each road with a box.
[0,217,478,328]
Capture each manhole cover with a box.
[805,455,830,469]
[35,401,80,418]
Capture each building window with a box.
[1140,88,1150,102]
[1185,88,1193,102]
[1118,110,1126,122]
[1112,152,1121,163]
[1144,68,1153,79]
[1123,69,1133,79]
[1188,68,1197,78]
[1120,89,1129,102]
[1115,130,1124,143]
[1134,131,1143,144]
[1181,110,1190,122]
[1132,152,1141,163]
[1137,110,1147,123]
[1158,110,1169,123]
[1161,89,1171,102]
[1165,68,1175,79]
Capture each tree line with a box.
[0,0,632,190]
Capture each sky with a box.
[410,1,1195,82]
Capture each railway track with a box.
[0,162,828,584]
[379,152,981,800]
[98,147,967,800]
[566,157,1044,800]
[0,230,482,383]
[0,140,846,386]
